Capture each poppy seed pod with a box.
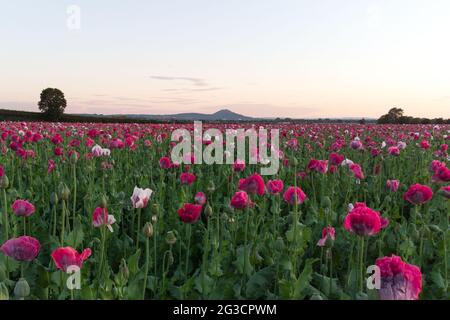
[165,231,177,245]
[49,192,59,205]
[205,204,213,217]
[143,222,153,238]
[119,259,129,281]
[207,180,216,193]
[58,182,70,201]
[99,195,108,208]
[151,214,158,223]
[14,278,30,300]
[0,175,9,189]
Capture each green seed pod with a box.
[310,293,323,300]
[14,278,30,300]
[49,192,59,205]
[143,222,153,238]
[58,182,70,201]
[291,157,299,167]
[151,203,159,215]
[0,282,9,300]
[207,180,216,193]
[119,259,129,281]
[165,231,177,245]
[205,205,213,217]
[0,175,9,189]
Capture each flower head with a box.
[376,255,422,300]
[92,207,116,232]
[343,202,383,236]
[130,186,153,209]
[11,199,35,217]
[177,203,202,224]
[51,247,92,272]
[403,184,433,205]
[283,186,307,205]
[0,236,40,261]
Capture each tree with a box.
[38,88,67,120]
[377,107,404,124]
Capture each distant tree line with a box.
[378,108,450,124]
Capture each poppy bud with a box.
[165,231,177,245]
[58,182,70,201]
[151,215,158,223]
[0,175,9,189]
[143,222,153,238]
[119,259,129,281]
[291,157,298,166]
[205,205,213,217]
[99,195,108,208]
[50,192,59,205]
[310,293,323,300]
[152,203,159,215]
[14,278,30,300]
[207,180,215,193]
[0,282,9,300]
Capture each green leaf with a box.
[245,265,275,299]
[127,249,141,276]
[292,259,317,299]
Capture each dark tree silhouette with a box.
[38,88,67,121]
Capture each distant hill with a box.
[123,109,254,121]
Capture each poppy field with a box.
[0,121,448,300]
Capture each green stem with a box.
[142,236,150,300]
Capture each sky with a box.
[1,0,449,119]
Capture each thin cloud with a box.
[149,75,208,87]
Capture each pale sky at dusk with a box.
[1,0,449,118]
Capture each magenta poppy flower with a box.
[92,207,116,232]
[419,140,430,150]
[177,203,202,224]
[51,247,92,272]
[317,226,335,247]
[238,173,265,196]
[0,236,40,261]
[159,156,171,169]
[329,153,344,166]
[233,159,246,172]
[349,163,364,180]
[282,186,307,205]
[194,192,207,205]
[376,255,422,300]
[386,179,400,192]
[307,159,328,174]
[432,166,450,183]
[343,202,382,236]
[403,184,433,205]
[11,199,35,217]
[230,191,253,209]
[180,172,196,185]
[388,146,400,156]
[439,185,450,199]
[266,179,284,194]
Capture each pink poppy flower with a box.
[317,226,335,247]
[230,191,253,209]
[238,173,265,196]
[11,199,35,217]
[177,203,202,224]
[266,179,284,194]
[180,172,196,185]
[283,186,307,205]
[194,192,207,205]
[343,202,382,236]
[386,179,400,192]
[51,247,92,272]
[92,207,116,232]
[403,184,433,205]
[0,236,40,261]
[376,255,422,300]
